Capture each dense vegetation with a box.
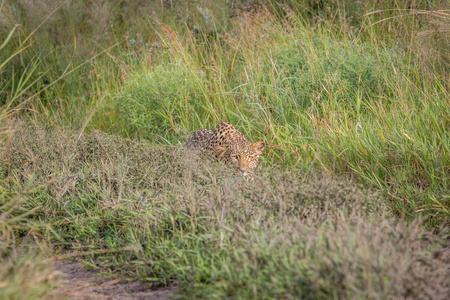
[1,0,449,299]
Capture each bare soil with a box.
[50,260,176,300]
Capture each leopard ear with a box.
[252,141,265,152]
[213,146,227,158]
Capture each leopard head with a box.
[213,141,265,174]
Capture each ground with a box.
[50,260,176,300]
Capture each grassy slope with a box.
[0,0,449,299]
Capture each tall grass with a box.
[0,2,61,297]
[97,5,449,226]
[1,0,449,298]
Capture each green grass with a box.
[1,0,449,299]
[102,8,449,227]
[3,122,448,299]
[0,177,60,299]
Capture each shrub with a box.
[270,38,405,111]
[114,63,209,141]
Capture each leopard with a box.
[186,122,265,174]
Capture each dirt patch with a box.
[49,260,176,300]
